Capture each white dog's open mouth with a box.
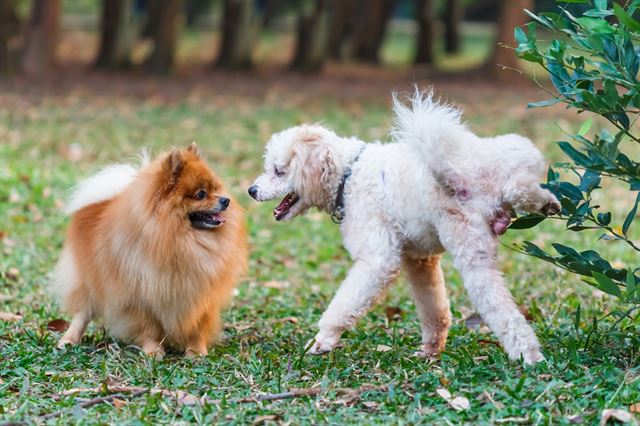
[273,192,300,221]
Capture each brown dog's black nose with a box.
[219,197,230,209]
[248,186,258,200]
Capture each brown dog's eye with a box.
[275,166,285,177]
[195,190,207,200]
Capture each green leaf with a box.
[509,215,546,230]
[576,17,615,34]
[578,118,592,136]
[621,192,639,236]
[514,26,527,44]
[591,271,622,297]
[579,170,601,192]
[613,3,640,32]
[527,99,562,109]
[558,142,592,167]
[597,212,611,226]
[627,270,637,300]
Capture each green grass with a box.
[0,80,638,425]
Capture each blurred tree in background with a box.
[0,0,594,78]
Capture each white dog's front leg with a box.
[309,258,400,355]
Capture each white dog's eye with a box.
[274,166,286,177]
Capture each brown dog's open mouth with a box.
[273,193,299,221]
[189,211,225,229]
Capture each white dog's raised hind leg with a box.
[438,212,544,364]
[504,178,560,216]
[403,255,451,357]
[309,257,400,355]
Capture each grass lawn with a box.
[1,59,639,426]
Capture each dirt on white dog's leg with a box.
[403,255,451,357]
[309,258,400,355]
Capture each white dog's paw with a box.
[507,345,545,365]
[521,348,545,365]
[307,333,341,355]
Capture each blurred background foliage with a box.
[0,0,596,78]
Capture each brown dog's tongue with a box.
[213,213,226,223]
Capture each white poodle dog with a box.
[248,90,559,364]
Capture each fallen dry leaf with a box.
[436,388,452,400]
[6,267,20,281]
[112,398,127,409]
[465,313,483,331]
[450,396,470,411]
[376,344,392,352]
[436,388,470,411]
[261,280,290,290]
[519,305,534,321]
[0,312,22,322]
[567,414,585,424]
[253,414,280,425]
[174,390,200,406]
[277,316,298,324]
[630,403,640,414]
[600,408,632,425]
[362,401,379,410]
[47,319,70,332]
[385,306,403,321]
[495,417,529,424]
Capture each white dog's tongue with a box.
[274,197,290,215]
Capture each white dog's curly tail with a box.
[391,88,469,197]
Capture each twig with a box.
[40,389,148,421]
[35,384,389,421]
[0,312,22,322]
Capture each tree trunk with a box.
[22,0,60,77]
[0,0,20,75]
[291,0,331,72]
[185,0,214,27]
[261,0,283,29]
[444,0,462,54]
[414,0,434,64]
[143,0,182,75]
[216,0,256,69]
[95,0,137,69]
[352,0,395,63]
[484,0,533,81]
[327,0,357,59]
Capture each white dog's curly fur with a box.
[249,89,560,364]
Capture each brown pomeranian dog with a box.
[52,143,247,358]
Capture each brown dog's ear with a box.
[164,149,184,186]
[187,142,201,157]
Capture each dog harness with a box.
[331,146,367,224]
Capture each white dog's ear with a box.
[295,142,337,196]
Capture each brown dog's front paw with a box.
[142,341,166,360]
[57,336,79,349]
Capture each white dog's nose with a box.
[248,185,258,200]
